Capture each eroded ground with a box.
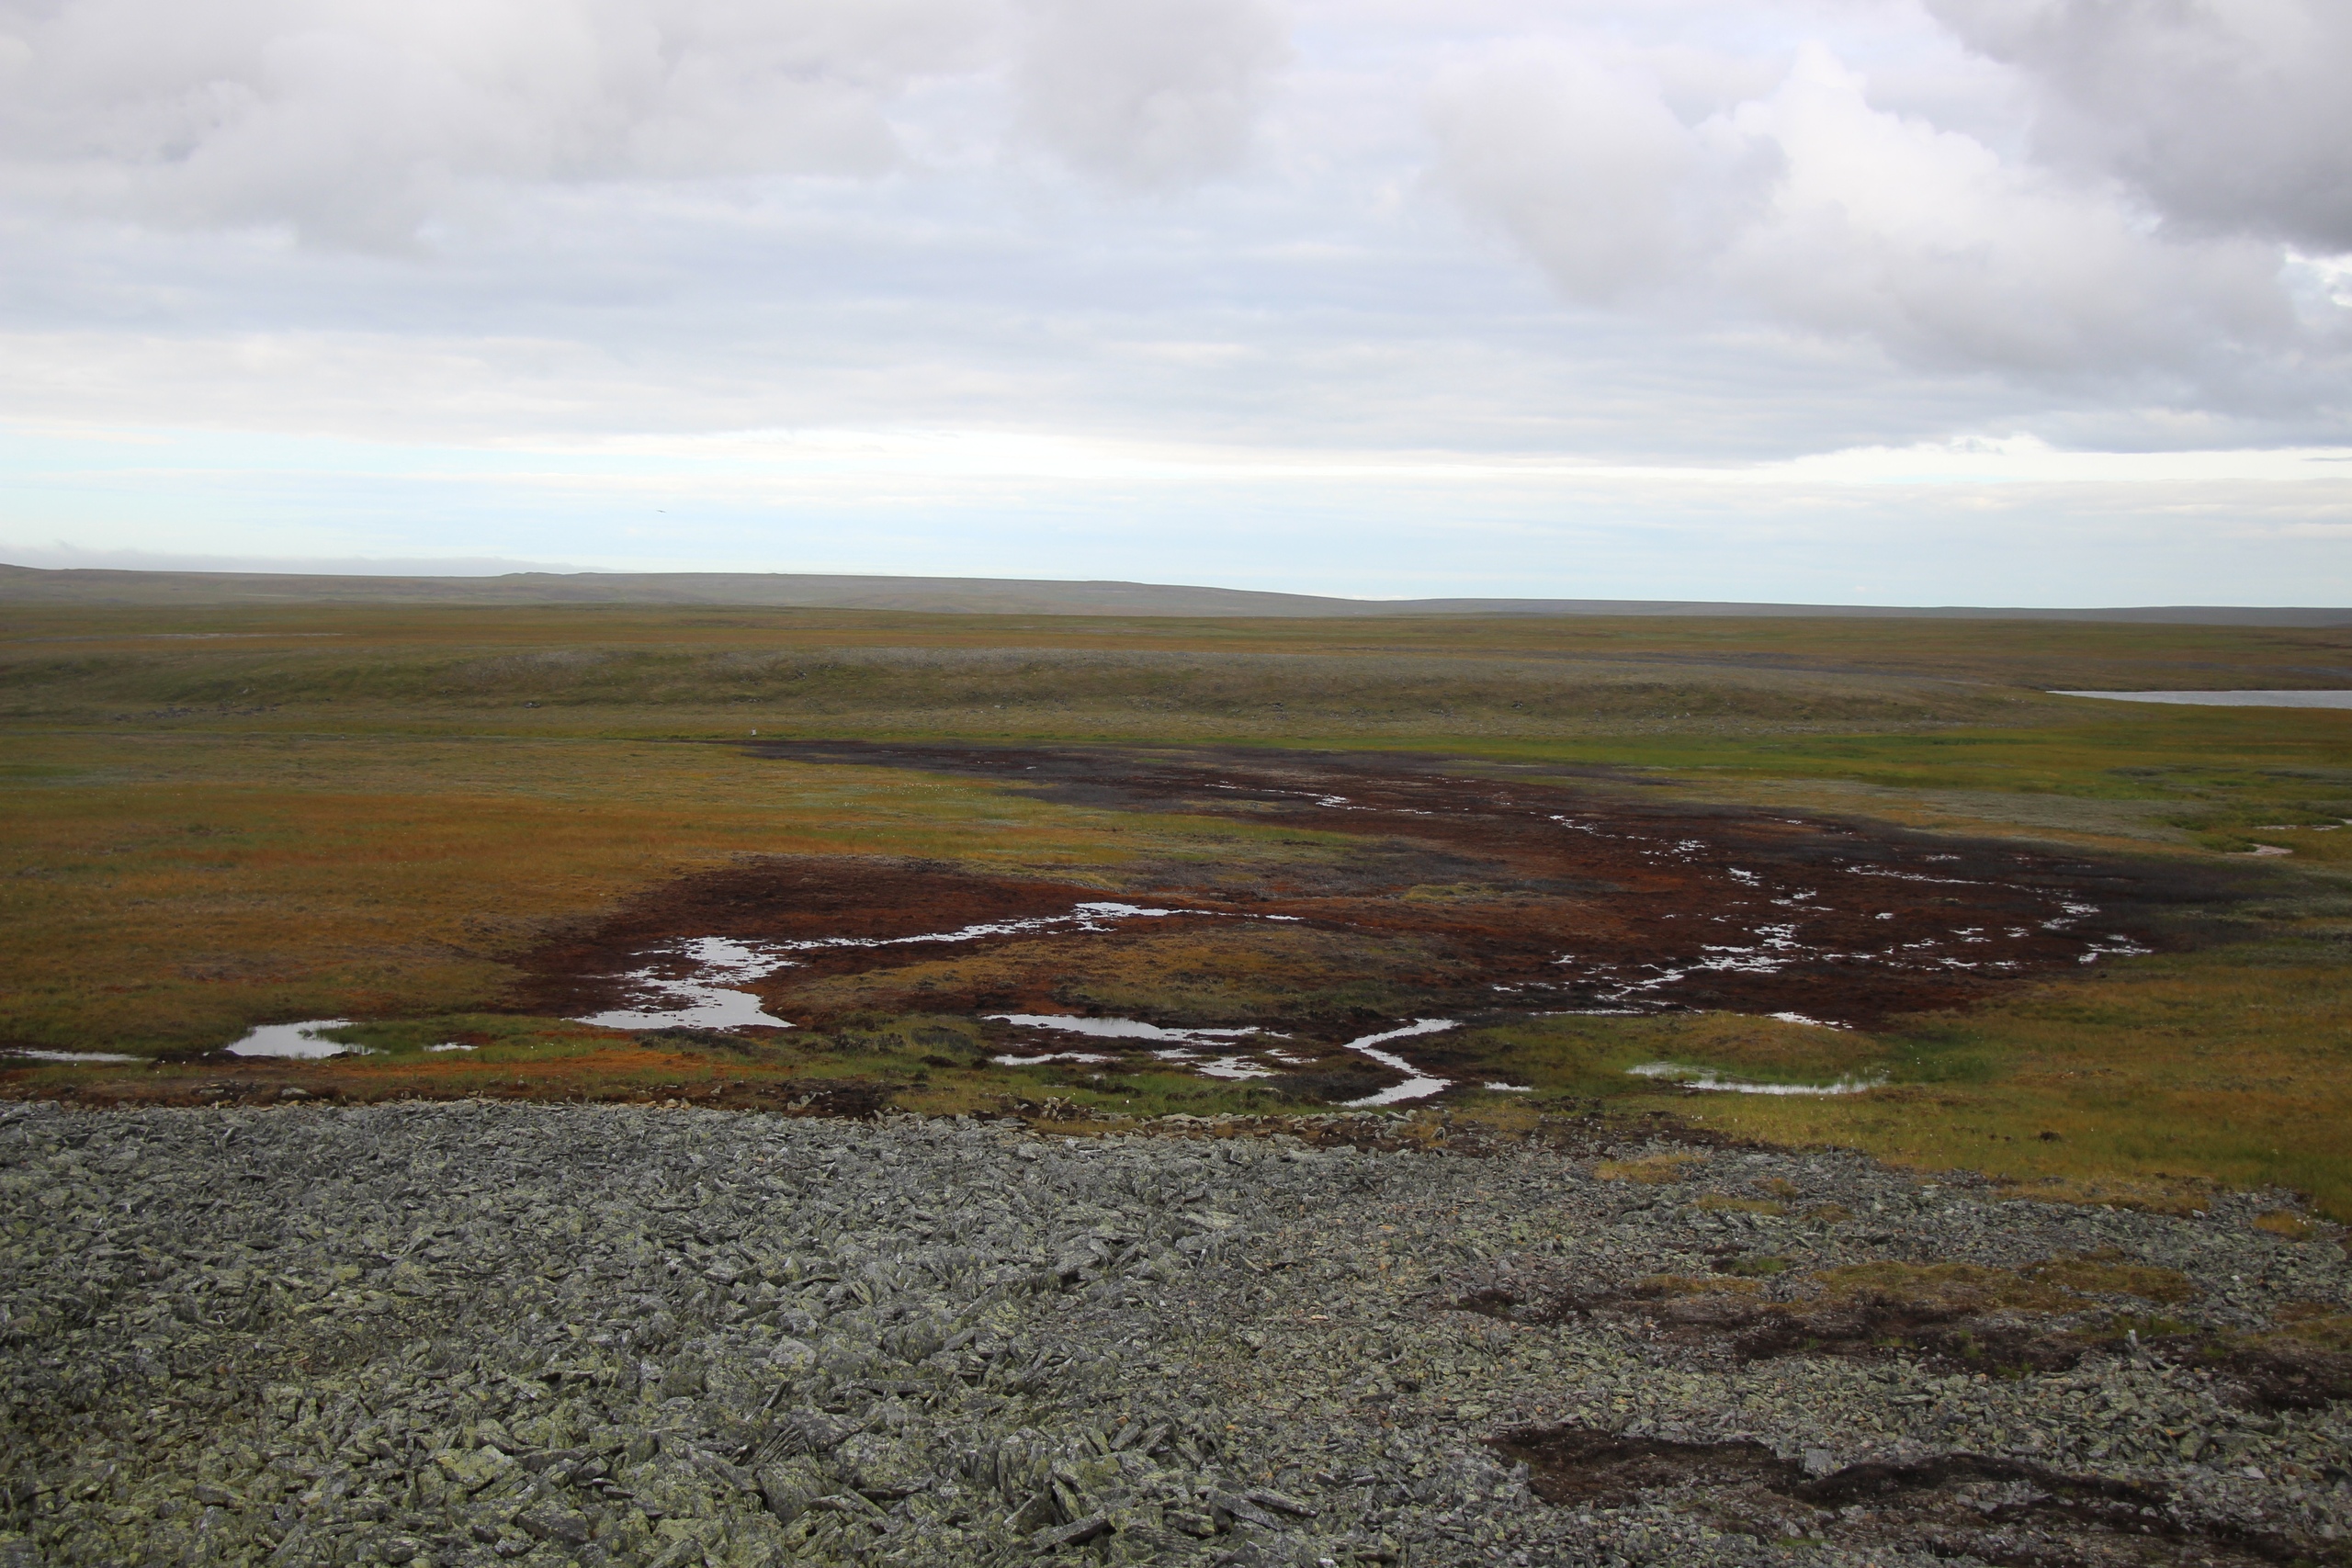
[504,743,2238,1105]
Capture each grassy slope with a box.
[4,603,2349,1215]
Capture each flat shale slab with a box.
[1,1101,2346,1566]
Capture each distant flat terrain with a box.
[3,593,2348,1218]
[4,561,2346,624]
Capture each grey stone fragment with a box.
[0,1102,2342,1568]
[1209,1492,1283,1531]
[1030,1511,1113,1551]
[514,1502,593,1545]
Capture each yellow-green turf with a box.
[4,603,2347,1217]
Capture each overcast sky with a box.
[3,0,2347,604]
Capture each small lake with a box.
[224,1020,368,1059]
[2052,690,2352,708]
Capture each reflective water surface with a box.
[2052,689,2352,708]
[223,1021,370,1059]
[1627,1061,1885,1096]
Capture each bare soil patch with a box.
[498,744,2244,1103]
[1491,1426,2324,1565]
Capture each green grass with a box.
[4,601,2349,1217]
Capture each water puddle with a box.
[986,1014,1265,1045]
[1340,1019,1460,1107]
[989,1011,1456,1098]
[426,1043,479,1052]
[1196,1055,1279,1080]
[576,937,798,1031]
[1627,1061,1884,1096]
[2,1049,139,1064]
[2052,689,2352,709]
[990,1015,1284,1080]
[580,905,1285,1034]
[989,1052,1115,1066]
[772,901,1274,953]
[223,1021,372,1059]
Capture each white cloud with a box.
[0,0,1291,248]
[1721,49,2297,375]
[1425,38,2327,381]
[0,0,2345,601]
[1427,46,1770,300]
[1926,0,2352,251]
[0,0,1003,247]
[1012,0,1290,188]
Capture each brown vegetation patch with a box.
[2273,1304,2352,1351]
[460,742,2258,1109]
[2168,1335,2352,1414]
[1488,1427,2326,1565]
[506,856,1119,1022]
[740,742,2232,1030]
[1993,1174,2222,1217]
[1691,1193,1787,1215]
[1594,1153,1705,1184]
[0,1044,898,1118]
[1457,1252,2256,1387]
[1628,1274,1766,1300]
[2253,1210,2318,1240]
[2029,1252,2199,1304]
[1812,1260,2086,1314]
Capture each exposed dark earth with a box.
[515,743,2242,1101]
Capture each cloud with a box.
[1925,0,2352,251]
[0,0,1289,249]
[2,542,575,574]
[1426,48,1761,300]
[1720,50,2296,375]
[1426,39,2319,380]
[0,0,1000,248]
[1011,0,1290,189]
[0,0,2344,609]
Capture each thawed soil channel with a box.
[519,744,2236,1104]
[3,1101,2346,1567]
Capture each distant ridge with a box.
[3,563,2346,626]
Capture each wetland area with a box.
[2,596,2349,1565]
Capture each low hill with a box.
[2,562,2345,624]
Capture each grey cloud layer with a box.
[1424,33,2331,382]
[0,0,1289,245]
[1927,0,2352,250]
[0,0,2344,457]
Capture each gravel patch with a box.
[1,1100,2346,1566]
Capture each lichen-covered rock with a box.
[0,1100,2344,1566]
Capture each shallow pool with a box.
[575,937,797,1032]
[223,1021,370,1059]
[2052,689,2352,708]
[1627,1061,1884,1096]
[1340,1020,1459,1107]
[3,1049,140,1064]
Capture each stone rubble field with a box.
[1,1100,2346,1567]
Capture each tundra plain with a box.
[2,602,2348,1215]
[6,601,2352,1568]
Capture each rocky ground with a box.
[2,1100,2347,1568]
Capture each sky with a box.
[2,0,2347,604]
